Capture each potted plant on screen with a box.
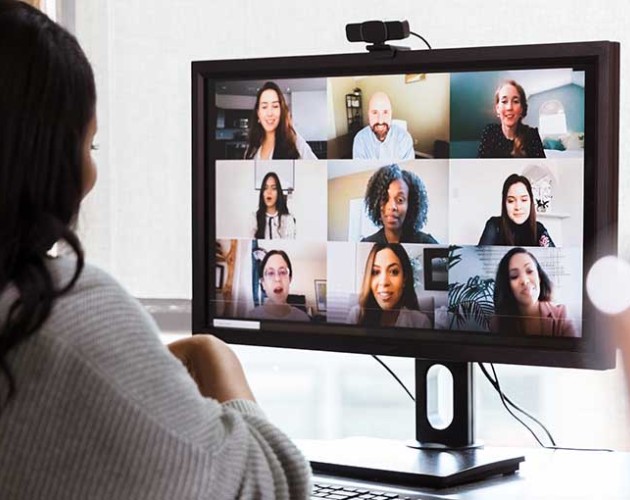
[447,246,495,331]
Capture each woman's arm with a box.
[294,131,317,159]
[168,335,255,402]
[285,214,296,239]
[50,264,311,499]
[538,223,555,247]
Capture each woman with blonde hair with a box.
[478,80,546,158]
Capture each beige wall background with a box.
[329,74,450,156]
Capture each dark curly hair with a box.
[0,2,95,405]
[364,164,428,236]
[493,247,552,335]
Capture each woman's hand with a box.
[168,335,255,403]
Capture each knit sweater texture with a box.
[0,256,311,499]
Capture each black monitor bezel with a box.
[192,41,619,370]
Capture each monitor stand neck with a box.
[412,359,479,450]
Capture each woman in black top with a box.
[479,174,554,247]
[477,80,546,159]
[361,164,438,244]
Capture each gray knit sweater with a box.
[0,257,311,499]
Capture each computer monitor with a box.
[191,41,619,487]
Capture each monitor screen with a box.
[192,41,619,369]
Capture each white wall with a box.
[292,91,328,141]
[71,0,630,448]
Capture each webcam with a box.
[346,20,410,55]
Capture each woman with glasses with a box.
[247,250,311,321]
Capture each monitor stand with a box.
[306,359,525,489]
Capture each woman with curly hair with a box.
[361,164,438,244]
[477,80,546,159]
[244,81,316,160]
[347,243,431,328]
[492,247,576,336]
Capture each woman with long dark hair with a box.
[0,3,309,498]
[361,164,438,244]
[347,243,431,328]
[251,171,296,239]
[492,247,577,336]
[244,81,316,160]
[479,173,554,247]
[477,80,546,159]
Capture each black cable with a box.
[372,355,415,402]
[484,363,551,448]
[409,31,432,50]
[479,363,557,446]
[481,363,614,453]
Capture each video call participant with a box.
[0,3,310,498]
[362,164,438,244]
[492,247,577,337]
[347,243,431,328]
[352,91,414,160]
[479,174,554,247]
[244,81,316,160]
[247,250,311,322]
[477,80,546,159]
[251,171,296,239]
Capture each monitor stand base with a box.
[303,437,524,489]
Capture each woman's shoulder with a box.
[397,308,431,328]
[361,229,385,243]
[484,216,502,230]
[48,256,129,302]
[346,304,360,324]
[522,123,541,135]
[535,221,554,247]
[288,306,311,321]
[45,256,158,346]
[406,230,438,244]
[481,123,502,135]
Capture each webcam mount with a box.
[346,20,411,57]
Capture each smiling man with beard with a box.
[352,91,414,160]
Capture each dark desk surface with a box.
[300,438,630,499]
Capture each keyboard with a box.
[311,477,448,500]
